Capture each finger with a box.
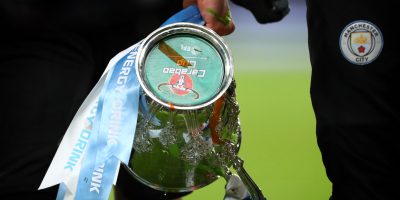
[183,0,235,36]
[198,0,235,36]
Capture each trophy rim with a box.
[135,22,234,110]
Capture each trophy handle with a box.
[232,157,267,200]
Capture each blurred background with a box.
[0,0,330,199]
[185,0,332,199]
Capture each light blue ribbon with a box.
[63,5,203,200]
[94,46,141,167]
[56,183,67,200]
[74,46,140,199]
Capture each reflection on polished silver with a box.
[125,22,266,199]
[132,127,152,154]
[132,102,162,154]
[181,135,212,166]
[158,111,178,147]
[159,121,177,147]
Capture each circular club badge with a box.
[339,20,383,65]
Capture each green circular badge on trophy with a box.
[144,34,224,107]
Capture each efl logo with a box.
[339,20,383,65]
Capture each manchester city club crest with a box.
[339,20,383,65]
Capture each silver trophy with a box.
[123,22,265,200]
